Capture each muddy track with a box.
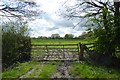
[19,68,35,78]
[18,61,79,79]
[51,61,74,79]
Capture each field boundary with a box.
[31,42,94,61]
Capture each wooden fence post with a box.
[78,42,84,61]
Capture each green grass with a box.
[31,38,94,44]
[37,61,58,78]
[2,61,59,78]
[2,61,39,78]
[31,38,95,49]
[70,61,120,78]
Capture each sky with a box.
[0,0,88,37]
[28,0,87,38]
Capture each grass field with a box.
[31,38,94,44]
[31,38,94,51]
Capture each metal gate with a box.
[31,44,79,61]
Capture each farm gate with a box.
[31,43,94,61]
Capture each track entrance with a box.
[28,43,94,78]
[32,44,80,61]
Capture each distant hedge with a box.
[2,21,31,71]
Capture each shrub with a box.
[2,21,31,71]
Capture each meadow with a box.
[31,38,94,44]
[31,38,94,49]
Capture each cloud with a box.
[47,27,59,31]
[41,12,75,28]
[28,0,86,38]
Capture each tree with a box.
[81,32,87,36]
[0,0,41,20]
[2,21,31,70]
[113,0,120,47]
[62,0,120,58]
[51,34,60,39]
[64,34,74,39]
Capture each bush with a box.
[2,21,31,70]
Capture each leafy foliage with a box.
[2,21,31,70]
[90,7,119,57]
[64,34,74,39]
[62,0,120,57]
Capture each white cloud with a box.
[27,0,86,38]
[35,0,60,14]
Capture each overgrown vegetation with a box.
[2,21,31,71]
[88,2,120,67]
[63,0,120,67]
[91,5,120,57]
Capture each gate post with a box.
[46,45,49,53]
[78,42,84,61]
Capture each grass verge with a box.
[70,61,120,78]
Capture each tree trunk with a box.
[114,0,120,27]
[114,0,120,46]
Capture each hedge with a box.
[2,22,31,71]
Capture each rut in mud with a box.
[51,61,74,78]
